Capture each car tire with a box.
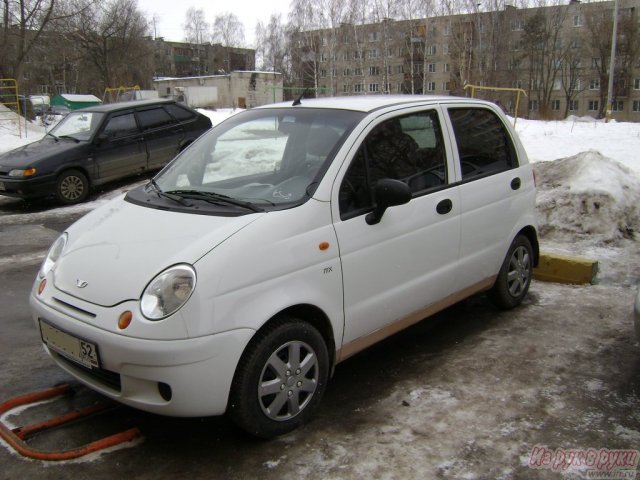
[490,234,533,309]
[228,317,329,438]
[56,169,89,204]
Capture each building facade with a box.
[292,0,640,121]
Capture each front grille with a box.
[54,352,122,392]
[52,297,96,318]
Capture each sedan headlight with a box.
[9,168,37,177]
[39,233,67,278]
[140,264,196,320]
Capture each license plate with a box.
[0,182,4,191]
[39,320,100,369]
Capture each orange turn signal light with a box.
[319,242,330,251]
[24,168,37,177]
[118,311,133,330]
[38,279,47,295]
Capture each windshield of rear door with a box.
[49,111,104,141]
[153,107,365,209]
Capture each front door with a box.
[93,112,147,182]
[332,108,461,358]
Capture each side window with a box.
[102,113,138,139]
[136,107,175,131]
[164,104,196,122]
[339,110,447,219]
[447,108,517,180]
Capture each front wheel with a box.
[228,318,329,438]
[490,235,533,309]
[55,169,89,204]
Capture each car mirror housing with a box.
[366,178,412,225]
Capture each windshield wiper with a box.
[147,179,193,207]
[165,190,264,212]
[57,134,81,142]
[47,132,58,141]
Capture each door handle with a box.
[436,199,453,215]
[511,177,521,190]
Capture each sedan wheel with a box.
[56,170,89,204]
[229,318,329,438]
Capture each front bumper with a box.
[0,173,57,199]
[30,288,255,417]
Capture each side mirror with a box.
[96,133,108,144]
[366,178,412,225]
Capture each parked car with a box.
[0,99,212,204]
[30,95,539,437]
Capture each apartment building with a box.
[292,0,640,121]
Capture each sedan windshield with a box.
[49,111,104,141]
[154,108,364,208]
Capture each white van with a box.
[30,96,538,438]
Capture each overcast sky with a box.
[136,0,292,47]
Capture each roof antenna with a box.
[292,90,307,106]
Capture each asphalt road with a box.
[1,194,639,480]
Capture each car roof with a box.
[256,95,493,113]
[78,98,178,113]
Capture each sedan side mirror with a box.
[96,133,108,145]
[366,178,412,225]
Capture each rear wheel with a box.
[490,235,533,309]
[228,318,329,438]
[55,169,89,204]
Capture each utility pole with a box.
[605,0,619,122]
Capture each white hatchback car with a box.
[31,96,538,437]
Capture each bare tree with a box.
[212,12,245,73]
[289,0,321,94]
[183,7,208,44]
[66,0,150,90]
[256,14,288,74]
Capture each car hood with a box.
[53,196,263,307]
[0,136,81,168]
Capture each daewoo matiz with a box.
[30,96,539,438]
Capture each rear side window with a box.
[137,107,175,131]
[102,113,138,139]
[164,104,196,122]
[447,108,517,181]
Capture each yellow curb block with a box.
[533,252,598,285]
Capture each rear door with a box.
[136,106,183,170]
[93,112,146,181]
[442,104,530,291]
[332,107,461,358]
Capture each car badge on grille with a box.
[76,280,89,288]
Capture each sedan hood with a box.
[53,196,263,307]
[0,137,80,169]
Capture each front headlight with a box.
[140,264,196,320]
[39,233,67,278]
[9,168,37,177]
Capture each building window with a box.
[368,31,379,42]
[612,100,624,112]
[573,15,582,27]
[512,19,524,31]
[369,83,379,92]
[426,81,436,91]
[634,78,640,90]
[427,45,436,55]
[569,100,579,111]
[443,44,449,55]
[514,79,523,89]
[413,63,423,74]
[428,63,436,73]
[591,58,599,68]
[344,68,350,76]
[368,49,379,59]
[343,84,350,93]
[369,66,380,75]
[551,99,561,111]
[320,69,327,78]
[443,24,450,36]
[354,67,363,76]
[443,63,450,73]
[354,83,363,93]
[320,53,327,62]
[589,79,600,90]
[529,100,538,111]
[633,100,640,112]
[588,100,599,111]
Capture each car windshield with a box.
[154,108,364,207]
[49,111,104,141]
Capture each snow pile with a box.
[534,150,640,244]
